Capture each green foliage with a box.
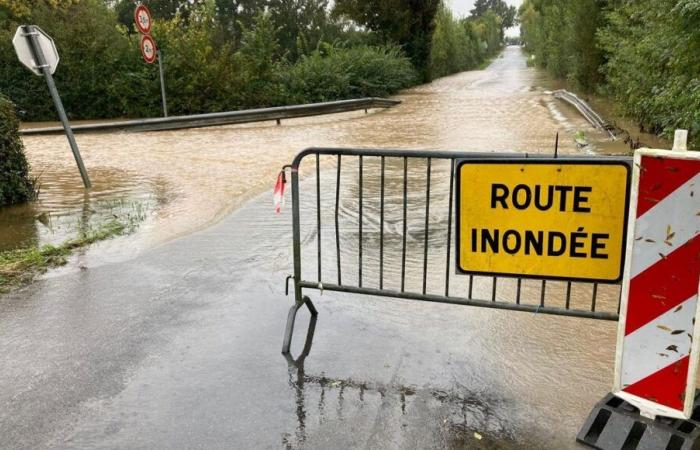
[518,0,604,91]
[282,44,417,103]
[429,5,503,79]
[1,0,509,123]
[0,93,35,207]
[332,0,441,81]
[151,4,243,114]
[0,219,129,291]
[0,0,158,120]
[598,0,700,145]
[0,0,428,120]
[520,0,700,147]
[471,0,517,30]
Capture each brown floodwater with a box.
[6,46,659,257]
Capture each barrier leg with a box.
[282,296,317,354]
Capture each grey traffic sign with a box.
[12,25,91,189]
[12,25,60,76]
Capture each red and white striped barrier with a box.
[614,147,700,419]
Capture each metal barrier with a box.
[282,147,630,353]
[19,98,400,135]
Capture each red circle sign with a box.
[140,34,157,64]
[134,5,153,35]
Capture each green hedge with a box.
[0,93,35,207]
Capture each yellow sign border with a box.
[455,158,631,283]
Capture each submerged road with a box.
[2,47,620,449]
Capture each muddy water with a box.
[7,46,635,255]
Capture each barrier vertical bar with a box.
[445,159,455,297]
[379,156,385,290]
[401,157,408,292]
[540,280,546,307]
[316,154,322,282]
[422,158,431,295]
[591,283,598,312]
[358,156,363,287]
[335,155,342,285]
[291,164,303,303]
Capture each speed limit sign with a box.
[140,34,157,64]
[134,5,152,35]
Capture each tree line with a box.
[0,0,513,122]
[519,0,700,147]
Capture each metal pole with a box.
[157,49,168,117]
[24,25,91,189]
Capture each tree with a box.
[332,0,440,81]
[470,0,516,29]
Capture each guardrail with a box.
[552,90,615,139]
[19,98,400,135]
[282,147,630,354]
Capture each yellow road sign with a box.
[456,159,630,282]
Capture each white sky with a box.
[448,0,523,37]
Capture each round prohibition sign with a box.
[140,34,157,64]
[134,4,153,35]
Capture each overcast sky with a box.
[448,0,523,37]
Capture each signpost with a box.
[134,4,167,117]
[12,25,91,189]
[613,148,700,420]
[456,159,630,282]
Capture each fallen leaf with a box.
[671,330,685,335]
[667,345,679,353]
[675,305,683,312]
[657,325,672,331]
[474,432,482,441]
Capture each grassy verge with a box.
[0,220,131,292]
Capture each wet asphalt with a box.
[0,190,616,449]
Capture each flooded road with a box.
[0,46,643,449]
[6,46,630,254]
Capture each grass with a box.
[0,220,131,292]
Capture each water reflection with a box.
[0,167,163,251]
[282,314,528,449]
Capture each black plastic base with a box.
[577,392,700,450]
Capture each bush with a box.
[429,6,501,79]
[282,44,417,103]
[0,93,35,207]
